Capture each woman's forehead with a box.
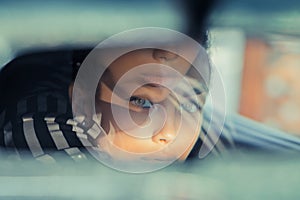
[95,47,211,77]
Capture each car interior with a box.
[1,0,300,199]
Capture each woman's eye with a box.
[129,96,153,109]
[180,101,200,113]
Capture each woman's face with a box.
[95,48,207,161]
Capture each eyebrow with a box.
[174,76,208,99]
[98,75,208,109]
[98,82,129,108]
[185,76,209,93]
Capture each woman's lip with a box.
[140,156,177,162]
[145,83,162,88]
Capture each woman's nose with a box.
[152,49,178,62]
[152,104,177,144]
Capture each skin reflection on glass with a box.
[89,48,208,161]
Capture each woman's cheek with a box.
[178,116,202,160]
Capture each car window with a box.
[209,0,300,136]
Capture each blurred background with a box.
[210,0,300,136]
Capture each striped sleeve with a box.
[1,91,95,163]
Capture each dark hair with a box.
[180,0,218,48]
[72,0,217,79]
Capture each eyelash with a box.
[180,100,201,113]
[129,96,153,109]
[129,96,201,114]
